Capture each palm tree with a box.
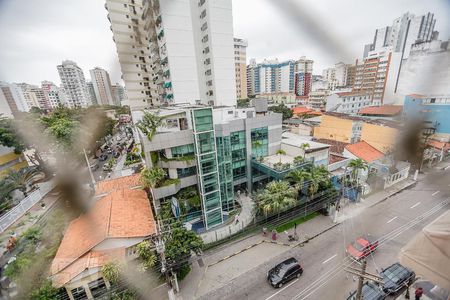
[293,155,304,165]
[140,167,166,209]
[304,165,332,199]
[256,181,297,219]
[300,143,310,159]
[276,149,286,163]
[348,158,368,183]
[286,169,311,193]
[1,166,42,198]
[136,112,166,141]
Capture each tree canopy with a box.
[268,104,293,120]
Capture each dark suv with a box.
[347,282,386,300]
[380,263,415,294]
[267,257,303,288]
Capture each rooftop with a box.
[51,188,155,286]
[282,132,330,151]
[315,138,349,154]
[95,173,141,196]
[427,140,450,151]
[358,105,403,116]
[335,91,369,97]
[324,112,403,129]
[291,106,322,116]
[345,141,384,163]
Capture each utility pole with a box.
[83,148,96,188]
[345,259,383,300]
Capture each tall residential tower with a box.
[57,60,90,108]
[106,0,237,109]
[234,38,248,99]
[89,67,115,106]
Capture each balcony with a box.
[153,175,198,199]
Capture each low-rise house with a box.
[50,184,156,299]
[325,91,372,114]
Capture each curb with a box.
[368,180,417,208]
[207,222,341,267]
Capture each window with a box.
[124,3,127,7]
[88,278,107,298]
[200,9,206,19]
[71,287,87,300]
[201,22,208,31]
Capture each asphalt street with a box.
[200,167,450,300]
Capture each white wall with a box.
[0,90,13,117]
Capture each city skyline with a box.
[0,0,449,86]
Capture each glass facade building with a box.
[191,108,223,229]
[216,136,234,211]
[251,127,269,158]
[230,131,247,180]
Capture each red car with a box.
[346,235,379,260]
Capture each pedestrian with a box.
[415,287,423,300]
[235,217,239,225]
[263,227,267,236]
[404,282,410,299]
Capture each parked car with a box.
[346,235,379,260]
[98,154,108,161]
[267,257,303,288]
[347,281,386,300]
[379,263,415,295]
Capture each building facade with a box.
[234,38,248,100]
[354,47,402,105]
[111,83,127,106]
[325,92,372,114]
[395,39,450,103]
[136,105,282,230]
[364,12,437,59]
[89,67,115,106]
[0,82,29,114]
[57,60,90,108]
[106,0,237,109]
[295,57,313,96]
[246,59,296,97]
[86,82,98,105]
[308,89,329,110]
[403,94,450,141]
[322,62,350,90]
[41,81,64,109]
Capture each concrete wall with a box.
[361,123,398,153]
[313,115,354,143]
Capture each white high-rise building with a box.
[57,60,90,108]
[246,59,296,96]
[0,82,29,113]
[86,82,98,105]
[322,62,349,90]
[111,83,127,106]
[106,0,236,109]
[89,67,115,106]
[365,12,437,59]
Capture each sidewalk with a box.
[178,214,337,299]
[336,177,416,223]
[199,194,254,244]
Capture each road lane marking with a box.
[410,202,421,209]
[432,191,440,196]
[264,278,299,300]
[322,254,337,264]
[387,216,398,224]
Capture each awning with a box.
[399,210,450,291]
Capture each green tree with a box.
[348,158,368,183]
[136,112,166,141]
[276,149,286,163]
[300,143,310,159]
[101,262,121,284]
[256,181,297,218]
[286,169,310,192]
[268,104,293,120]
[165,223,203,267]
[307,165,332,198]
[293,155,304,165]
[136,240,157,270]
[140,167,166,190]
[1,166,42,198]
[0,114,26,154]
[30,280,59,300]
[237,98,250,108]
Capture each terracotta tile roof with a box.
[329,153,348,164]
[95,174,141,195]
[51,188,155,282]
[52,248,126,287]
[345,141,384,163]
[292,106,322,116]
[358,105,403,116]
[428,140,450,151]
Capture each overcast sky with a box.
[0,0,449,86]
